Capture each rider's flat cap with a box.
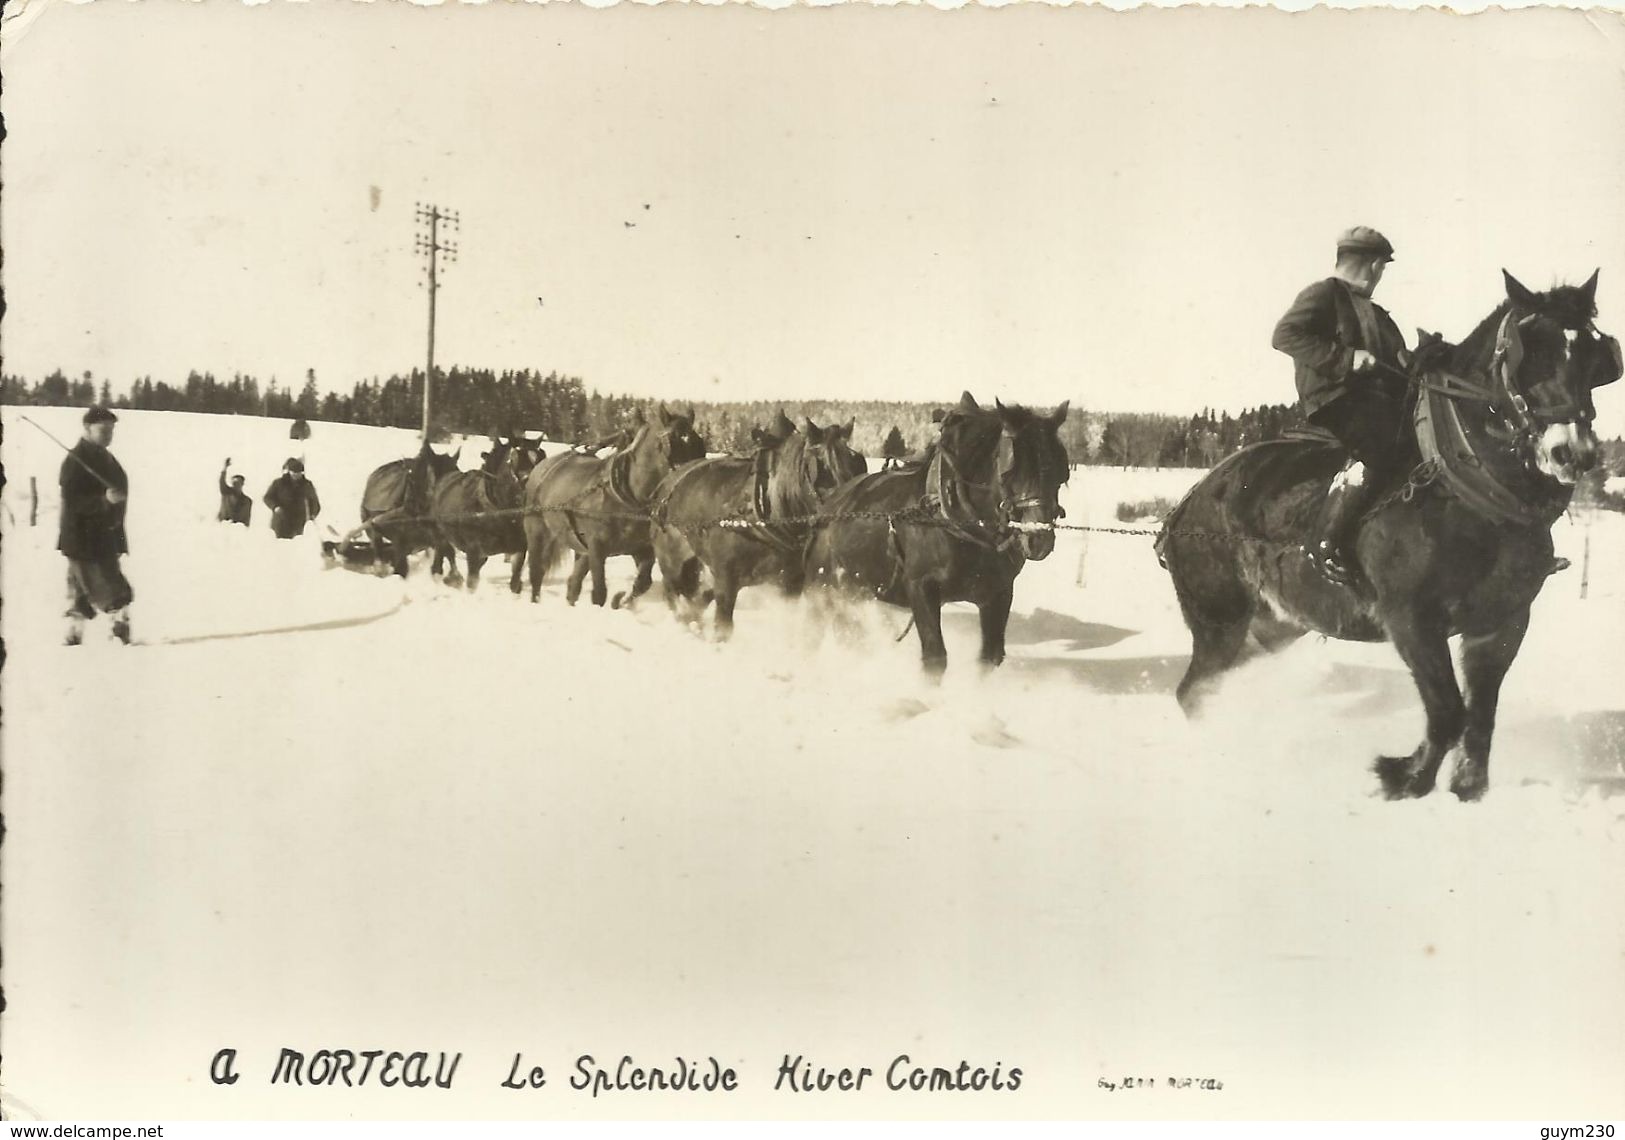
[1336,226,1395,261]
[83,406,118,424]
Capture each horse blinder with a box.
[1588,330,1623,389]
[1494,311,1603,424]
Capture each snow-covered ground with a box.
[3,407,1623,1121]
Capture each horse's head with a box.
[479,437,513,475]
[652,403,709,467]
[939,392,1071,560]
[801,416,868,495]
[431,446,462,480]
[992,398,1071,559]
[1495,269,1618,486]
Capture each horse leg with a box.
[777,557,807,599]
[1175,615,1252,717]
[978,583,1013,670]
[909,579,948,678]
[712,568,740,641]
[656,541,703,624]
[465,551,487,592]
[1169,554,1256,715]
[566,551,591,606]
[370,524,408,578]
[1449,607,1530,802]
[526,524,548,603]
[614,546,656,610]
[629,546,657,602]
[1374,611,1464,800]
[439,544,463,587]
[509,548,526,595]
[588,545,610,608]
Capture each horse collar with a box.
[605,448,641,508]
[925,446,1014,552]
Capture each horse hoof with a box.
[611,592,626,610]
[1449,773,1488,803]
[1374,754,1434,800]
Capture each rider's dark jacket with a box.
[1272,277,1408,417]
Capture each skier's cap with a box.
[83,406,118,425]
[284,457,305,473]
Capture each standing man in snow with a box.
[59,406,133,646]
[263,457,321,539]
[217,458,253,525]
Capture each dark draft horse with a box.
[360,441,463,579]
[522,405,709,606]
[650,411,868,637]
[431,436,547,592]
[805,392,1071,675]
[1159,271,1620,801]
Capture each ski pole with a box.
[16,414,120,491]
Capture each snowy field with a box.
[3,406,1624,1121]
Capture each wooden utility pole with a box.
[414,202,459,441]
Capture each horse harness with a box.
[1404,308,1608,528]
[922,416,1064,553]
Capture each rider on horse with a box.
[1272,225,1413,586]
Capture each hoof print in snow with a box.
[971,716,1020,749]
[882,698,931,723]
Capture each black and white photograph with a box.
[2,0,1624,1125]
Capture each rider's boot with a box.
[1306,460,1380,587]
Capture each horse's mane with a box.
[942,401,1068,485]
[939,406,1005,472]
[765,430,819,520]
[1449,301,1513,373]
[403,442,458,508]
[1449,280,1601,373]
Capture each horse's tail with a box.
[523,510,572,600]
[671,551,704,602]
[649,518,703,605]
[531,520,572,577]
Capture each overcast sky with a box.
[4,1,1623,426]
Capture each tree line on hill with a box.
[7,365,1622,475]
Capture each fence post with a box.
[1580,510,1591,600]
[29,476,38,526]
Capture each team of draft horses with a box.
[348,264,1618,804]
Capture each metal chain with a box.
[341,498,1272,547]
[339,460,1456,550]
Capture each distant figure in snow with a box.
[59,406,133,646]
[290,418,311,441]
[217,458,252,526]
[897,408,946,466]
[881,425,908,471]
[264,458,321,539]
